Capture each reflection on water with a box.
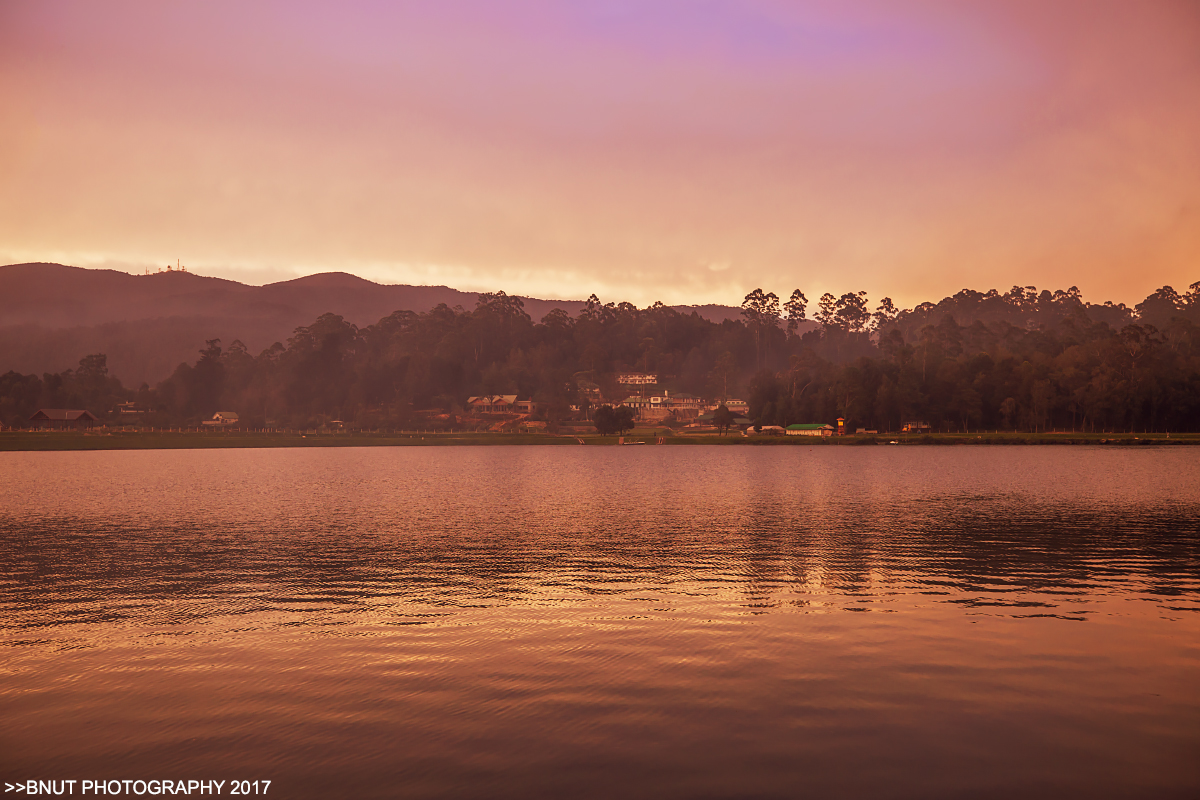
[1,447,1198,799]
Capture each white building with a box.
[705,399,749,415]
[619,391,704,421]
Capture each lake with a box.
[1,447,1198,799]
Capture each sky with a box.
[2,0,1198,310]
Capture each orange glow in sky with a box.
[2,1,1198,308]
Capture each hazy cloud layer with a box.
[2,0,1198,307]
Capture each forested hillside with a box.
[0,264,746,384]
[3,282,1199,433]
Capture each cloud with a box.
[1,0,1198,308]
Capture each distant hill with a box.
[0,263,743,385]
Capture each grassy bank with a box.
[1,429,1198,451]
[673,431,1200,446]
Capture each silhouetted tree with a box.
[713,403,735,435]
[593,404,635,435]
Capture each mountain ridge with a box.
[0,263,743,384]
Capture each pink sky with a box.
[2,0,1198,308]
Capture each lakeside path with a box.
[2,430,1199,451]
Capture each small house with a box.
[29,409,98,430]
[467,394,518,414]
[744,425,786,436]
[202,412,240,427]
[694,412,753,429]
[785,423,834,437]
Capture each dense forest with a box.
[3,282,1200,432]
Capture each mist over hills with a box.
[0,263,742,385]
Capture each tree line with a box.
[2,282,1199,433]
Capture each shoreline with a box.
[1,430,1198,451]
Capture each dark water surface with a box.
[1,447,1198,799]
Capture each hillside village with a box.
[16,371,847,437]
[461,372,756,433]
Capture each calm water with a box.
[1,446,1198,799]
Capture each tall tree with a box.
[784,290,808,336]
[741,288,781,368]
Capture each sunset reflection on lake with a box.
[2,447,1198,799]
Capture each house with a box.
[744,425,786,436]
[666,393,705,418]
[694,412,753,429]
[467,395,518,414]
[29,409,98,430]
[785,423,834,437]
[617,373,658,385]
[619,390,704,421]
[706,399,749,414]
[202,412,240,426]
